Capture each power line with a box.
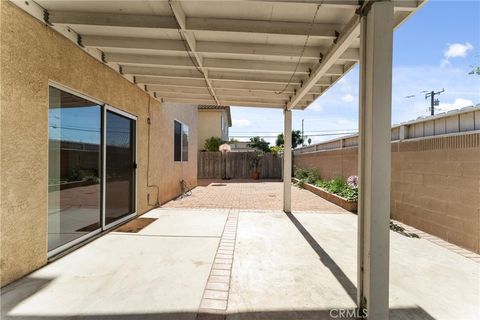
[230,132,357,138]
[275,1,323,95]
[230,129,357,134]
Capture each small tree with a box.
[276,130,304,148]
[204,136,223,151]
[249,151,264,173]
[248,136,270,152]
[269,145,284,155]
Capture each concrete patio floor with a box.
[2,206,479,319]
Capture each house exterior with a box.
[0,1,199,286]
[197,105,232,150]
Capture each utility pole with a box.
[425,89,444,116]
[301,119,304,146]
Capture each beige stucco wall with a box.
[294,133,480,254]
[198,110,222,150]
[0,2,197,286]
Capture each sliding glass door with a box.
[48,85,137,256]
[48,87,102,253]
[104,108,136,228]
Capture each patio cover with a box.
[10,1,426,319]
[12,0,424,110]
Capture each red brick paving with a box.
[164,179,348,213]
[197,209,239,320]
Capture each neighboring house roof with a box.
[198,105,232,127]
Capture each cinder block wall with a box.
[294,133,480,253]
[1,2,197,286]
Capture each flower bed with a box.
[294,168,358,213]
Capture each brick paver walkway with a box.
[163,179,348,212]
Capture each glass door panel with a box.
[105,109,136,227]
[48,86,102,252]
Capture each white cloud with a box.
[232,119,251,128]
[445,42,473,58]
[341,94,355,103]
[310,102,323,112]
[441,42,473,67]
[438,98,474,112]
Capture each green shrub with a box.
[295,168,358,201]
[294,167,320,183]
[269,145,284,155]
[316,178,358,201]
[204,136,223,151]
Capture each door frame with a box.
[46,84,140,258]
[102,105,138,231]
[47,82,104,258]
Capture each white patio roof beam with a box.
[123,67,336,85]
[287,12,361,109]
[166,0,219,105]
[82,35,359,61]
[163,97,302,109]
[237,0,418,11]
[48,11,344,38]
[106,53,346,75]
[141,79,325,94]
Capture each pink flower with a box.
[347,175,358,188]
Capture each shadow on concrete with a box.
[1,277,54,317]
[0,307,436,320]
[285,212,358,303]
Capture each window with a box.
[174,120,189,162]
[182,124,189,161]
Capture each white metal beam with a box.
[357,1,394,319]
[138,77,327,93]
[123,66,310,84]
[162,97,303,109]
[287,13,361,109]
[152,87,306,100]
[283,109,292,212]
[155,91,299,105]
[167,0,220,105]
[48,10,344,38]
[106,53,346,75]
[146,84,320,95]
[82,35,359,61]
[235,0,419,11]
[48,11,178,29]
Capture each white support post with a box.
[283,109,292,213]
[357,1,394,319]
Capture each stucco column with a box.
[357,1,394,319]
[283,109,292,213]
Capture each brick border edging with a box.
[292,178,358,212]
[393,220,480,263]
[196,209,239,320]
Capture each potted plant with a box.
[249,151,264,180]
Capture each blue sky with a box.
[230,0,480,145]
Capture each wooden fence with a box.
[198,151,283,179]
